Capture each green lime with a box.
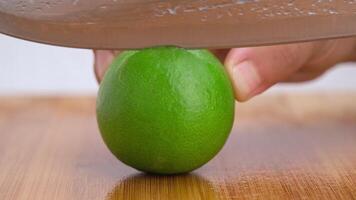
[97,46,235,174]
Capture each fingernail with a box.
[232,61,262,101]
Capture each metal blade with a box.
[1,0,356,49]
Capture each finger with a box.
[93,50,116,83]
[224,43,315,101]
[282,71,326,83]
[224,37,356,101]
[301,37,356,72]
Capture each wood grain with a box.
[0,93,356,200]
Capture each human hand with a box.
[94,37,356,102]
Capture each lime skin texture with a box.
[97,47,235,174]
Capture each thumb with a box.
[224,43,316,101]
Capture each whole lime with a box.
[97,47,235,174]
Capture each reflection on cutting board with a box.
[106,174,219,200]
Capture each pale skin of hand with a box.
[94,37,356,102]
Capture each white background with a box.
[0,34,355,96]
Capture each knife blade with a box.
[1,0,356,49]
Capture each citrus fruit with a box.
[97,46,235,174]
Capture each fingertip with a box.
[225,48,251,67]
[225,49,264,102]
[224,43,316,101]
[93,50,115,83]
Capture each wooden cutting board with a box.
[0,93,355,200]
